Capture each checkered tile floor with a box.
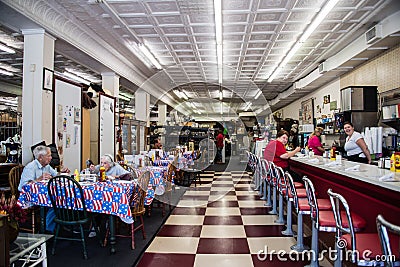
[136,171,332,267]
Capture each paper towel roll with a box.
[321,134,326,146]
[377,127,383,154]
[364,127,373,154]
[371,127,378,154]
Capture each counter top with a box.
[290,156,400,193]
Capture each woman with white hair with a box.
[89,154,129,178]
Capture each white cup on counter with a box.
[336,154,342,163]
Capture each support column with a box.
[21,29,55,165]
[158,103,167,125]
[135,89,150,151]
[135,89,150,122]
[101,72,120,97]
[102,72,119,160]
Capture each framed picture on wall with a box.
[43,68,54,91]
[301,98,314,124]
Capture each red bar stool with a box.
[303,178,366,267]
[259,159,270,204]
[291,177,331,252]
[376,215,400,267]
[281,171,306,236]
[268,162,279,215]
[274,166,287,224]
[328,189,398,267]
[254,155,263,194]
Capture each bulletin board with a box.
[54,78,82,170]
[99,94,116,160]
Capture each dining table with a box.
[17,179,145,254]
[16,165,172,254]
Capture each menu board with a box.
[99,94,115,159]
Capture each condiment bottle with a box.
[390,152,395,172]
[395,152,400,172]
[99,166,106,181]
[330,147,336,161]
[74,169,80,182]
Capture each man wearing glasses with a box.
[18,145,70,233]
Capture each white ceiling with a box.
[0,0,399,118]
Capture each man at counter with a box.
[343,121,372,164]
[264,130,301,171]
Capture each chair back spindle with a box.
[376,214,400,267]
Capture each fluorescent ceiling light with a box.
[124,108,135,114]
[366,46,388,50]
[138,44,162,70]
[118,94,130,101]
[299,0,340,43]
[181,90,189,100]
[173,89,182,98]
[254,90,262,99]
[0,43,16,54]
[219,89,223,100]
[0,97,17,106]
[244,102,252,111]
[63,71,90,85]
[214,0,223,84]
[267,0,339,82]
[119,92,134,99]
[0,69,14,76]
[220,102,223,114]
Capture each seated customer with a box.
[89,154,129,178]
[18,145,70,233]
[153,138,163,149]
[308,127,325,156]
[264,130,301,171]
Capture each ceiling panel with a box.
[0,0,398,116]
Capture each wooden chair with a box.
[103,171,151,249]
[8,165,24,198]
[130,171,151,248]
[161,163,175,216]
[47,175,100,259]
[8,165,37,234]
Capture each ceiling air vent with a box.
[318,62,327,74]
[365,24,382,44]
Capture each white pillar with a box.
[101,72,119,97]
[158,103,167,125]
[102,72,119,160]
[21,29,55,165]
[135,89,150,122]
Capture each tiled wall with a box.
[278,43,400,121]
[341,44,400,93]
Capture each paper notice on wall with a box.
[57,105,63,132]
[74,125,79,145]
[66,134,71,148]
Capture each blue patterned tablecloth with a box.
[18,181,137,223]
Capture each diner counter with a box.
[290,156,400,192]
[290,156,400,232]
